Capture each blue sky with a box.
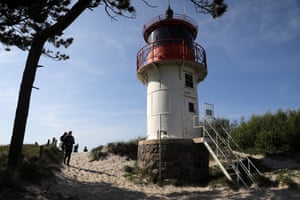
[1,0,299,150]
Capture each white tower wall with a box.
[146,63,199,139]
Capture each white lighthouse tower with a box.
[137,7,207,140]
[137,7,209,183]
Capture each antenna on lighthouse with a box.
[166,6,173,18]
[166,0,173,18]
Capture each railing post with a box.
[158,114,162,182]
[39,145,44,159]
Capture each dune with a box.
[29,152,298,200]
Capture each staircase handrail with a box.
[221,126,263,176]
[203,118,260,188]
[203,123,249,188]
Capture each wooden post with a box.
[39,145,44,159]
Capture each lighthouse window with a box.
[148,25,193,46]
[185,73,194,88]
[188,102,195,113]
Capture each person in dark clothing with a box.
[74,144,79,152]
[60,132,68,151]
[63,131,75,165]
[83,146,88,152]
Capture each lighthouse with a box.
[137,7,210,183]
[137,7,207,139]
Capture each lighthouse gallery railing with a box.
[136,39,207,72]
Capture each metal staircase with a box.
[202,118,263,189]
[193,104,262,188]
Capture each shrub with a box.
[89,145,108,161]
[0,144,63,188]
[91,138,144,161]
[106,139,138,160]
[231,108,300,154]
[123,164,160,185]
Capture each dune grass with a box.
[1,137,297,194]
[0,144,63,190]
[90,138,143,161]
[90,139,299,189]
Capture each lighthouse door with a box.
[184,96,198,138]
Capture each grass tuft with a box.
[90,138,144,161]
[0,144,63,191]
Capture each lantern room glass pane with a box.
[148,25,193,46]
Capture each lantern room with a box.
[136,7,207,84]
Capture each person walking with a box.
[63,131,75,165]
[83,146,88,152]
[60,132,68,151]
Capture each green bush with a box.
[231,109,300,154]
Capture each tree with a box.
[1,0,135,168]
[0,0,227,168]
[191,0,227,18]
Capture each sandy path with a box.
[45,152,300,200]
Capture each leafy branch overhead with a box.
[0,0,226,60]
[191,0,227,18]
[0,0,135,60]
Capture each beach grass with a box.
[90,138,144,161]
[0,144,63,189]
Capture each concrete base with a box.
[137,138,209,183]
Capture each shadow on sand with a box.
[165,187,300,200]
[46,175,163,200]
[40,174,300,200]
[68,165,115,177]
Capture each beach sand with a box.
[31,152,299,200]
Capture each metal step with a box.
[201,118,262,189]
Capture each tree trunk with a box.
[7,0,92,168]
[8,36,45,168]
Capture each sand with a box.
[33,152,300,200]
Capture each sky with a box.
[0,0,299,150]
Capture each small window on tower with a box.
[185,73,193,88]
[188,102,195,112]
